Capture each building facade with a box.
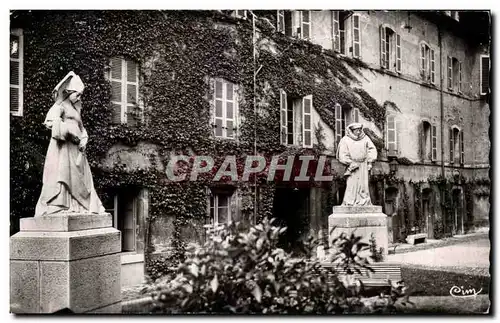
[10,10,491,287]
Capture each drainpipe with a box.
[438,25,446,236]
[439,27,445,178]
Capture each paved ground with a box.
[388,235,491,276]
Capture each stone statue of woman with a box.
[35,71,105,216]
[336,123,377,206]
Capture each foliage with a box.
[363,127,385,155]
[145,218,409,314]
[146,253,184,282]
[396,157,414,165]
[369,233,384,263]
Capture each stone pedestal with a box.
[10,213,122,314]
[328,206,388,261]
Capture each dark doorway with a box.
[422,188,433,238]
[385,187,399,243]
[273,187,310,254]
[452,189,464,235]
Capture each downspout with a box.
[438,25,446,236]
[439,27,445,178]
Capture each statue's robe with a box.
[336,126,377,206]
[35,100,104,216]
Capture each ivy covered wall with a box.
[10,10,489,253]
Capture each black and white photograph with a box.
[8,5,493,315]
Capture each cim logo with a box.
[449,285,483,298]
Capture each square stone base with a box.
[10,213,122,314]
[329,206,388,261]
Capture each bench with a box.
[406,233,427,245]
[321,262,402,289]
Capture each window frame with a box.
[386,115,397,157]
[213,78,238,140]
[108,57,141,125]
[10,28,24,117]
[420,42,433,82]
[209,191,233,226]
[300,10,311,40]
[447,55,453,90]
[235,10,247,19]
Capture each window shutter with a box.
[214,80,224,137]
[277,10,285,33]
[459,130,464,164]
[447,56,453,89]
[110,57,124,124]
[225,82,235,139]
[335,103,343,150]
[387,115,397,156]
[10,29,23,116]
[430,48,436,84]
[449,128,454,163]
[353,108,359,123]
[458,61,463,93]
[480,55,490,95]
[396,33,402,72]
[352,15,360,57]
[333,11,340,52]
[380,26,386,68]
[126,59,139,126]
[302,95,313,148]
[432,125,437,161]
[280,89,287,145]
[301,10,310,40]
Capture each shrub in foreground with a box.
[144,218,410,314]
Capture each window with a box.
[234,10,247,19]
[332,11,348,54]
[334,104,359,149]
[447,56,461,91]
[280,11,310,39]
[420,121,437,161]
[380,26,401,72]
[213,79,238,139]
[105,188,145,253]
[277,10,285,33]
[209,190,234,226]
[449,127,464,165]
[420,43,435,83]
[352,14,361,58]
[280,90,313,147]
[300,10,311,40]
[10,29,23,116]
[386,115,397,157]
[480,55,490,95]
[109,57,141,125]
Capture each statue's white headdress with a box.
[348,123,363,130]
[52,71,85,102]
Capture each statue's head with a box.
[52,71,85,104]
[348,123,363,138]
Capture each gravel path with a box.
[388,236,491,276]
